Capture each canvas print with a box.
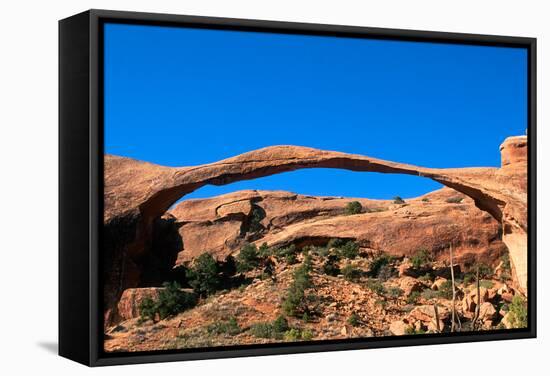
[102,23,529,353]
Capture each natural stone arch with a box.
[103,136,527,324]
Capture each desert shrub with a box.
[282,257,313,316]
[405,327,426,335]
[477,263,494,279]
[393,196,405,204]
[342,264,362,282]
[436,280,454,299]
[283,328,313,341]
[407,291,421,304]
[421,288,439,300]
[262,257,275,279]
[508,295,528,328]
[499,252,512,281]
[258,242,272,257]
[250,316,291,339]
[327,238,346,249]
[340,241,360,259]
[462,272,475,285]
[250,322,277,339]
[418,273,434,283]
[480,280,494,289]
[410,249,432,270]
[248,205,265,233]
[446,196,463,204]
[377,263,397,281]
[237,243,261,272]
[422,197,430,202]
[365,278,386,295]
[274,244,298,262]
[387,286,403,298]
[301,329,314,341]
[273,315,290,333]
[285,253,298,265]
[344,201,363,215]
[368,254,394,277]
[220,255,237,277]
[139,297,157,321]
[186,253,221,297]
[347,313,360,327]
[207,316,241,336]
[139,281,197,321]
[322,254,341,276]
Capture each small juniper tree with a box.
[344,201,363,215]
[186,252,221,297]
[237,243,260,272]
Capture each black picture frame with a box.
[59,9,537,367]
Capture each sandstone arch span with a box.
[103,136,527,323]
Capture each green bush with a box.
[405,326,426,335]
[410,249,432,270]
[407,291,421,304]
[347,313,360,327]
[418,273,434,282]
[207,316,241,336]
[377,263,397,281]
[437,280,454,299]
[237,243,261,272]
[220,255,237,277]
[479,280,494,289]
[421,197,430,202]
[421,288,439,300]
[365,279,386,295]
[393,196,405,204]
[258,242,272,257]
[272,315,290,333]
[340,241,360,259]
[250,322,277,339]
[368,254,394,277]
[283,328,314,341]
[282,257,313,316]
[186,253,221,297]
[322,254,341,276]
[250,316,291,339]
[477,263,494,279]
[344,201,363,215]
[509,295,528,328]
[445,197,463,204]
[327,238,346,249]
[342,264,362,282]
[274,244,298,262]
[248,205,265,233]
[139,281,197,321]
[387,286,403,298]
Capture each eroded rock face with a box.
[103,136,528,325]
[167,188,506,269]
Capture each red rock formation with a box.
[167,188,506,269]
[103,135,528,324]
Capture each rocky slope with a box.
[105,248,523,353]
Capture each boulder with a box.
[399,277,424,297]
[117,288,161,321]
[431,278,448,291]
[390,320,411,336]
[409,305,449,331]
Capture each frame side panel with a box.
[59,10,92,366]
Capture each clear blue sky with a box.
[104,23,527,200]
